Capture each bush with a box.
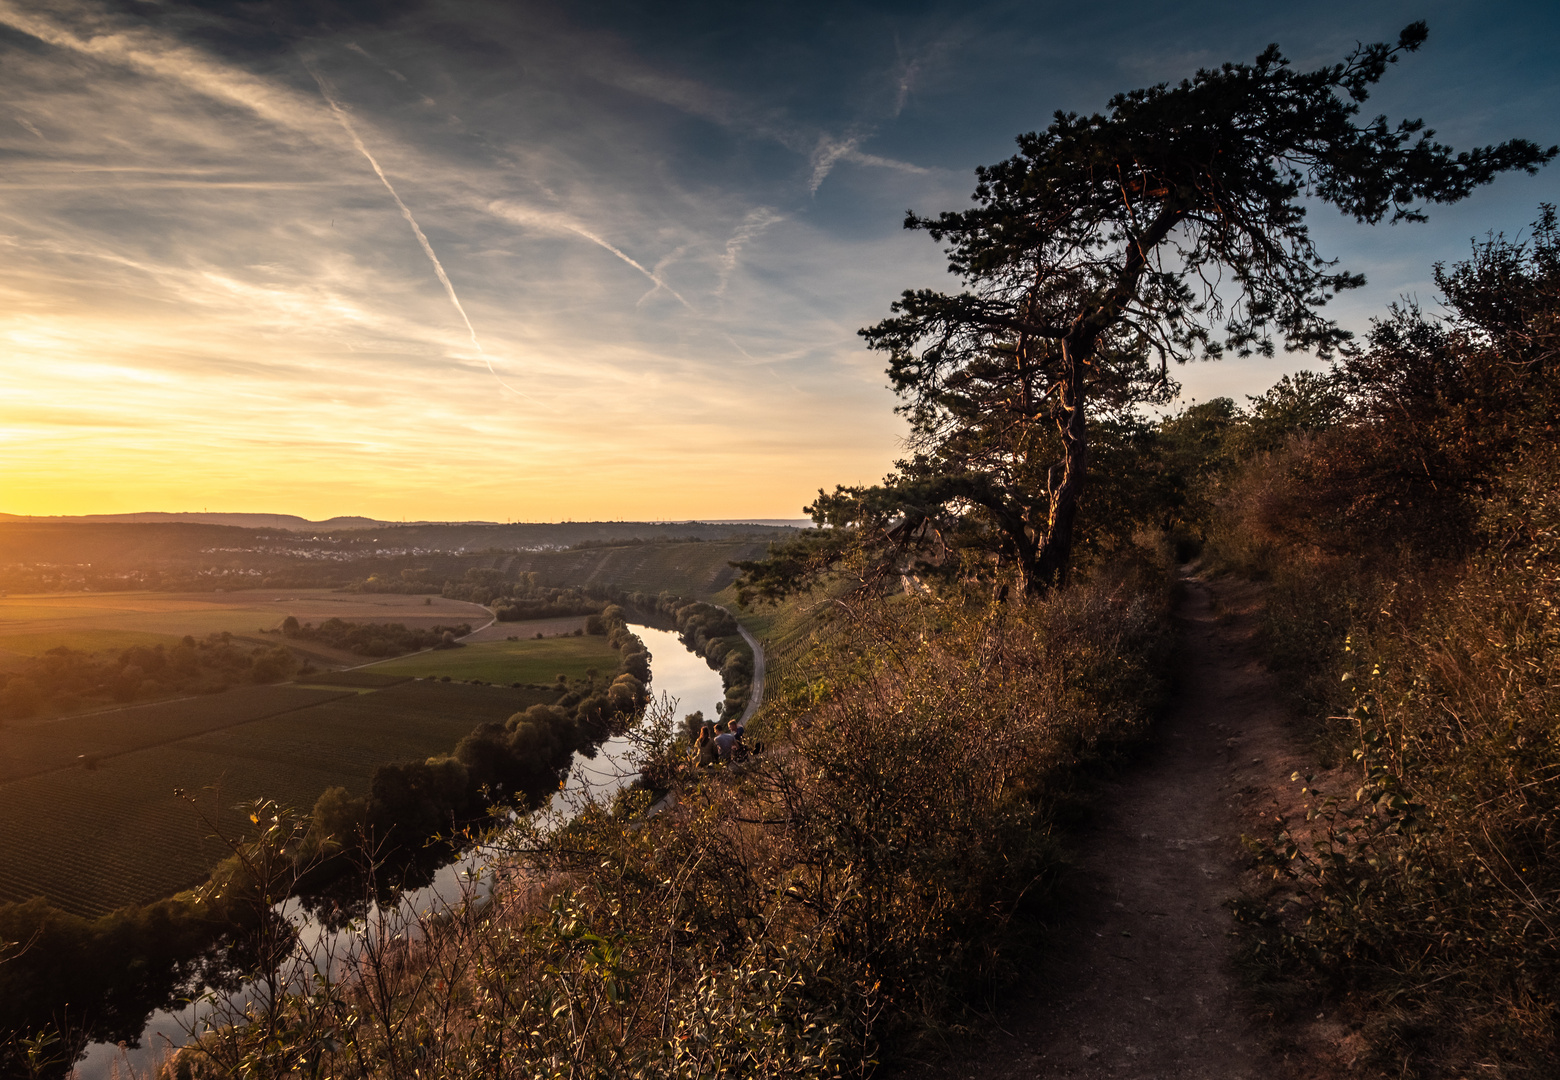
[151,564,1173,1078]
[1226,213,1560,1074]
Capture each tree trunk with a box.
[1030,340,1089,593]
[1006,520,1041,597]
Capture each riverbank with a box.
[67,619,732,1080]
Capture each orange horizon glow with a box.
[5,3,1551,525]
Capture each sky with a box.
[0,0,1556,522]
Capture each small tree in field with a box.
[742,23,1553,600]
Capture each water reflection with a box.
[71,623,724,1080]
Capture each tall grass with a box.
[1227,445,1560,1076]
[143,559,1172,1079]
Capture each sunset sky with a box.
[1,0,1555,522]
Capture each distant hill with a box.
[330,521,801,550]
[0,518,801,594]
[0,512,812,532]
[700,519,812,528]
[0,512,384,530]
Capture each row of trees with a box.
[278,616,469,657]
[596,588,756,721]
[296,604,651,876]
[491,584,602,622]
[0,635,299,722]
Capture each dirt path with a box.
[902,575,1309,1079]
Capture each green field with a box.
[365,635,621,684]
[0,680,556,917]
[0,628,187,660]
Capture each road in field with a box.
[737,623,764,723]
[458,614,587,643]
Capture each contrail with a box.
[489,202,693,311]
[310,68,531,401]
[555,221,694,311]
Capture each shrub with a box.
[152,564,1173,1078]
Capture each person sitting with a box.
[713,720,740,765]
[695,722,720,768]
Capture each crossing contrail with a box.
[488,201,693,311]
[310,68,531,401]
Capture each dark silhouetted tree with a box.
[745,23,1553,598]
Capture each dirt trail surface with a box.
[901,576,1308,1079]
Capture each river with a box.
[72,623,726,1080]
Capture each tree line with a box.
[586,586,756,722]
[297,603,651,874]
[0,635,299,722]
[278,616,470,657]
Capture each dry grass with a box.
[1228,447,1560,1077]
[145,563,1175,1080]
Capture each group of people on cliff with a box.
[692,713,747,767]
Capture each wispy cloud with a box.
[569,32,928,195]
[894,58,921,117]
[716,208,784,297]
[344,41,437,106]
[0,0,951,519]
[488,200,694,310]
[0,1,339,143]
[309,65,536,402]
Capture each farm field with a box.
[0,684,353,782]
[0,629,187,670]
[461,614,587,643]
[365,634,619,684]
[0,589,491,655]
[0,680,556,916]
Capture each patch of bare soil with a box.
[897,575,1320,1079]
